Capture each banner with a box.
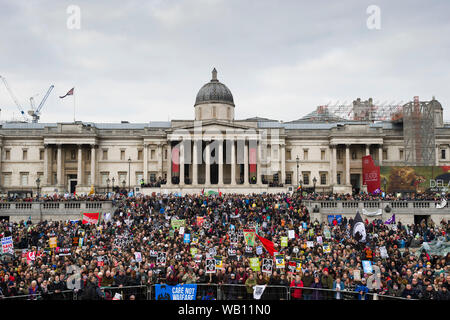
[379,246,388,259]
[55,247,71,256]
[179,227,185,235]
[243,229,256,246]
[171,219,185,230]
[183,233,190,243]
[380,165,450,193]
[280,237,288,248]
[292,258,302,272]
[156,252,166,266]
[362,208,383,216]
[275,255,285,268]
[214,256,223,269]
[362,260,373,274]
[172,147,180,173]
[82,212,100,225]
[155,284,197,300]
[327,215,343,224]
[384,214,395,225]
[49,237,57,249]
[323,244,331,253]
[196,216,205,226]
[262,258,273,274]
[288,230,295,239]
[362,155,381,194]
[256,246,263,255]
[436,198,447,209]
[1,236,13,254]
[249,147,257,173]
[249,257,260,271]
[253,285,266,300]
[205,258,216,273]
[134,252,142,262]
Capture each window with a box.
[399,149,404,160]
[165,149,168,160]
[119,173,127,186]
[101,172,109,185]
[53,173,57,185]
[136,172,143,185]
[70,150,76,160]
[39,149,44,160]
[20,173,29,186]
[102,149,108,160]
[120,150,125,161]
[3,173,11,186]
[321,150,325,161]
[337,173,341,185]
[320,173,327,185]
[227,107,231,119]
[351,151,357,160]
[273,146,278,160]
[302,173,310,185]
[151,149,155,159]
[150,173,156,182]
[212,106,217,118]
[303,149,308,160]
[383,149,388,160]
[138,150,143,161]
[53,150,57,160]
[5,149,11,160]
[286,150,291,160]
[22,149,28,160]
[337,150,341,160]
[86,173,91,185]
[441,149,446,160]
[86,151,91,161]
[286,173,292,185]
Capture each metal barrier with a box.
[288,286,414,300]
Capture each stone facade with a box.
[0,70,449,195]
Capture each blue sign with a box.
[155,284,197,300]
[327,215,343,225]
[184,233,191,243]
[362,260,373,274]
[302,222,308,229]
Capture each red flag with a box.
[59,88,74,99]
[362,155,380,194]
[256,234,275,257]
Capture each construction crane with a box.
[0,75,28,122]
[27,85,54,123]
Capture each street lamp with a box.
[112,177,115,193]
[313,176,317,194]
[128,157,132,193]
[36,177,41,222]
[106,178,110,193]
[296,155,300,186]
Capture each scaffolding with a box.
[403,96,436,166]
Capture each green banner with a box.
[249,257,260,271]
[171,219,186,230]
[190,247,198,256]
[281,236,288,248]
[243,229,256,246]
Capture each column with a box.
[365,144,370,156]
[331,145,337,185]
[280,144,286,185]
[143,143,148,183]
[166,143,172,185]
[378,145,383,166]
[345,144,350,185]
[43,145,49,185]
[77,144,83,185]
[192,140,198,185]
[90,145,96,186]
[218,140,223,185]
[179,142,185,185]
[205,142,211,185]
[57,145,62,187]
[157,144,162,178]
[256,141,261,185]
[244,140,249,185]
[231,140,236,185]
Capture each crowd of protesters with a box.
[0,192,449,300]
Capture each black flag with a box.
[352,211,366,242]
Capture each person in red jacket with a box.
[290,274,303,300]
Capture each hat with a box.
[323,268,329,273]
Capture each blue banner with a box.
[184,233,191,243]
[155,284,197,300]
[327,215,342,225]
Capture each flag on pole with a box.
[256,234,275,257]
[384,214,395,225]
[59,88,74,99]
[352,211,366,242]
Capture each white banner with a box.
[436,199,447,209]
[253,285,266,300]
[362,208,383,216]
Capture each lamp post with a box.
[106,178,110,194]
[128,157,131,193]
[122,180,126,190]
[383,177,387,193]
[296,155,300,186]
[36,177,41,222]
[112,177,115,193]
[313,176,317,194]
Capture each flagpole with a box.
[73,87,76,122]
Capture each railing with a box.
[0,284,415,301]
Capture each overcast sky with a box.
[0,0,449,123]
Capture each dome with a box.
[194,68,234,107]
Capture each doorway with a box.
[414,215,430,225]
[68,174,77,194]
[350,174,360,194]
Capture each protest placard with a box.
[250,257,260,271]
